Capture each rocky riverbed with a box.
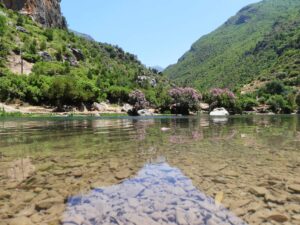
[0,116,299,225]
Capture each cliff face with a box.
[0,0,66,28]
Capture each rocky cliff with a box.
[0,0,66,28]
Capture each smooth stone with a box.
[264,192,286,204]
[72,170,83,178]
[249,186,269,197]
[267,214,288,223]
[288,184,300,194]
[287,195,300,203]
[176,209,188,225]
[35,197,64,210]
[0,191,11,200]
[292,214,300,221]
[115,169,132,180]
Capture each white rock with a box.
[210,108,229,116]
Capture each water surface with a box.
[0,115,299,225]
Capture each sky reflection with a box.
[63,162,247,225]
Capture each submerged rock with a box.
[63,163,247,225]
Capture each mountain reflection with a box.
[63,162,247,225]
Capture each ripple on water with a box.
[63,163,247,225]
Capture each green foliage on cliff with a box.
[0,6,169,107]
[164,0,300,92]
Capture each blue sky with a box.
[61,0,260,68]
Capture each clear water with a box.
[0,115,299,225]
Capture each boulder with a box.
[16,26,28,33]
[122,104,133,113]
[209,108,229,116]
[38,51,52,61]
[92,102,108,112]
[71,48,84,61]
[78,103,88,112]
[137,109,154,116]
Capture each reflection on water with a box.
[63,162,247,225]
[0,115,299,225]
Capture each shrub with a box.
[239,96,258,111]
[296,92,300,111]
[129,90,149,113]
[169,87,202,115]
[205,88,236,111]
[44,29,54,42]
[267,95,293,114]
[107,86,130,103]
[0,15,6,36]
[16,15,24,26]
[0,74,28,101]
[32,62,68,76]
[259,81,286,95]
[22,53,40,63]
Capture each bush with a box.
[239,96,258,111]
[267,95,293,114]
[32,62,68,76]
[47,76,98,105]
[296,92,300,111]
[107,86,130,103]
[0,15,6,36]
[169,87,202,115]
[44,29,54,42]
[16,15,24,26]
[129,90,149,113]
[205,88,236,111]
[259,81,286,95]
[0,74,28,101]
[22,53,40,63]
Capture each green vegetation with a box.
[0,5,169,109]
[164,0,300,93]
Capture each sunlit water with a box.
[0,115,299,225]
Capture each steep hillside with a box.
[164,0,300,91]
[0,0,66,28]
[0,4,168,109]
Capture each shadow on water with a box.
[63,160,247,225]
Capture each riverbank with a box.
[0,102,128,118]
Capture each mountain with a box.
[151,66,164,73]
[164,0,300,92]
[70,30,95,42]
[0,0,66,28]
[0,4,167,109]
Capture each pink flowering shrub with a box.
[205,88,236,110]
[168,87,202,114]
[129,90,149,112]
